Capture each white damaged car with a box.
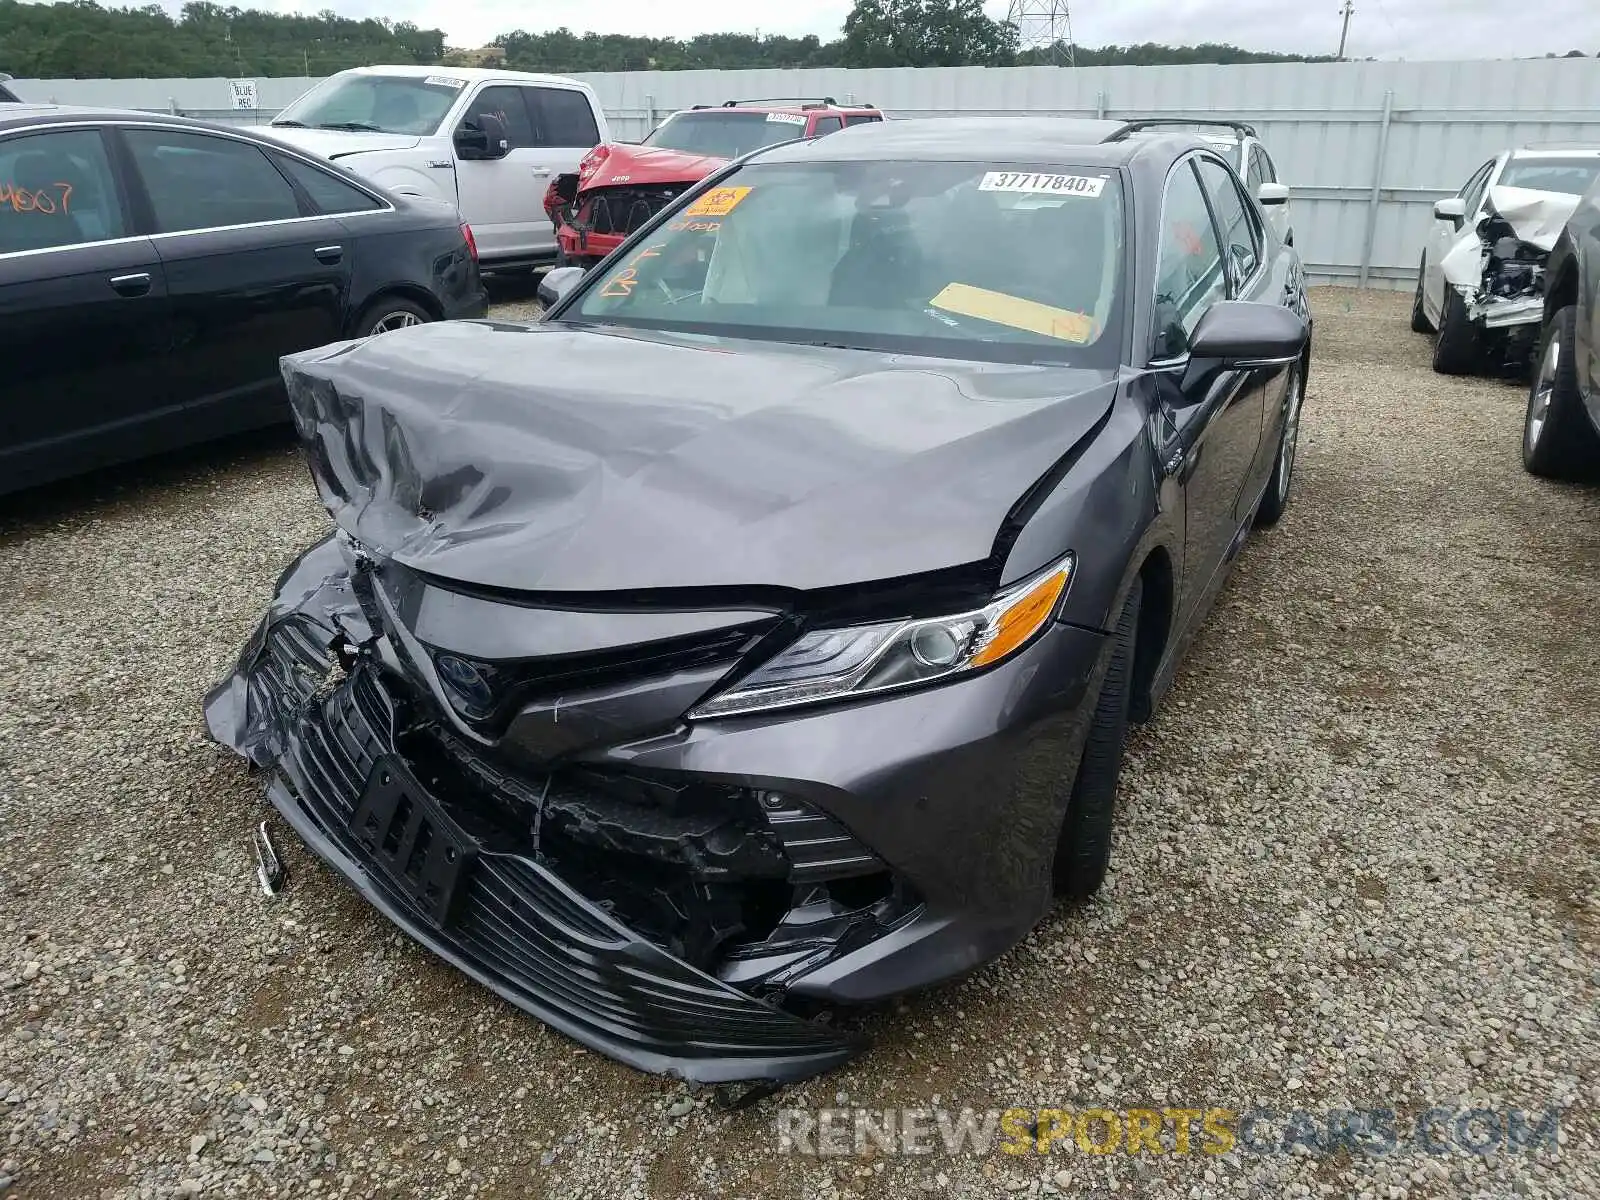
[1411,144,1600,375]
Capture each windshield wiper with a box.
[317,121,384,132]
[269,119,307,128]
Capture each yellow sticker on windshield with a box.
[685,186,752,217]
[929,283,1095,344]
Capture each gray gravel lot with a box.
[1,287,1597,1199]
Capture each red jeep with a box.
[544,98,883,268]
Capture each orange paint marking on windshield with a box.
[599,242,666,298]
[0,181,73,214]
[666,219,722,233]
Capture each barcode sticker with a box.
[979,171,1106,197]
[425,76,467,89]
[766,112,807,126]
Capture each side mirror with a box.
[455,113,509,161]
[1256,182,1290,207]
[1433,197,1466,228]
[537,266,585,309]
[1187,301,1308,368]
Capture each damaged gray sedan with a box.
[207,117,1311,1085]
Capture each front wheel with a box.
[1523,305,1600,479]
[1432,288,1478,375]
[1255,362,1305,528]
[1410,253,1434,333]
[1053,577,1141,900]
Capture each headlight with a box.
[689,555,1074,720]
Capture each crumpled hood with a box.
[262,126,423,160]
[1484,184,1581,252]
[580,144,728,191]
[282,321,1116,595]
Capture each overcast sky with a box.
[231,0,1599,61]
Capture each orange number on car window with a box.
[0,181,73,214]
[599,243,665,298]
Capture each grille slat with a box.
[264,649,856,1075]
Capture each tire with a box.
[1523,305,1600,479]
[1431,287,1479,375]
[1053,576,1141,900]
[1255,360,1305,527]
[356,296,431,338]
[1410,253,1434,333]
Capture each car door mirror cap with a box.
[1256,182,1290,206]
[455,113,510,161]
[1185,300,1308,370]
[537,266,585,308]
[1434,197,1466,225]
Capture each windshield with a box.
[273,73,466,136]
[569,160,1125,365]
[1500,157,1600,197]
[643,112,808,159]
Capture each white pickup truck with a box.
[267,65,609,271]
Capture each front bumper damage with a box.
[206,535,1107,1083]
[1442,184,1582,364]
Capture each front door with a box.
[455,83,601,264]
[118,126,350,437]
[1152,156,1265,626]
[1427,158,1494,321]
[0,125,173,491]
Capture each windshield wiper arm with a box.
[317,121,383,132]
[269,119,307,127]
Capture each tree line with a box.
[10,0,1587,81]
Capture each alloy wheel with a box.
[1278,368,1304,502]
[370,311,424,335]
[1526,328,1560,456]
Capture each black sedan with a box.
[1525,172,1600,478]
[206,117,1312,1085]
[0,105,487,495]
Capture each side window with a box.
[461,86,536,150]
[1460,159,1495,215]
[844,114,882,128]
[1245,147,1266,195]
[1258,146,1278,183]
[810,116,844,137]
[273,153,383,215]
[123,129,300,232]
[0,128,126,254]
[1197,158,1261,290]
[1153,160,1226,359]
[531,87,600,149]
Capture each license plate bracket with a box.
[349,762,476,927]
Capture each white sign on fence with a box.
[229,78,258,111]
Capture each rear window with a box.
[571,159,1126,367]
[1499,157,1600,197]
[844,114,882,127]
[643,112,807,159]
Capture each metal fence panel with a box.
[13,58,1600,287]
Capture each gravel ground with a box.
[1,287,1597,1200]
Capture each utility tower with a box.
[1007,0,1076,67]
[1337,0,1354,60]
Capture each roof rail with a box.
[720,96,839,108]
[1104,117,1259,142]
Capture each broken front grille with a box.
[580,185,682,237]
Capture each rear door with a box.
[0,125,173,491]
[116,125,352,437]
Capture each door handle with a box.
[314,245,344,265]
[108,272,151,297]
